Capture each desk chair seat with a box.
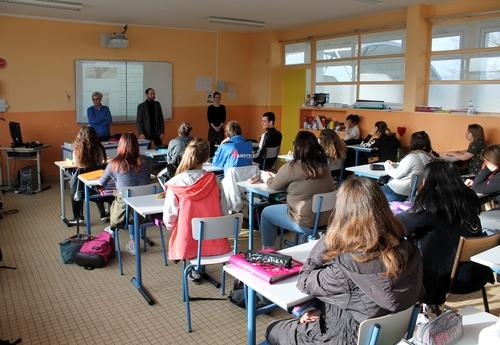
[280,191,336,247]
[183,213,243,332]
[448,232,500,312]
[114,183,167,276]
[261,146,280,171]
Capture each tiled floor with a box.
[0,184,499,344]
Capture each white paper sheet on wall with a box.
[195,76,213,91]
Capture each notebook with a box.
[228,251,303,284]
[79,169,105,181]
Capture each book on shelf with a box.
[228,250,303,284]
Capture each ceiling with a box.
[0,0,450,32]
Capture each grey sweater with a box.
[99,158,152,191]
[166,135,192,165]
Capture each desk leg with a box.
[247,286,256,345]
[6,155,11,190]
[248,190,254,251]
[36,150,42,193]
[355,150,359,166]
[84,185,91,235]
[59,168,69,225]
[131,210,155,305]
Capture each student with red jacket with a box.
[163,138,231,281]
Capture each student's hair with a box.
[346,114,360,124]
[91,91,103,100]
[319,129,347,160]
[375,121,391,136]
[262,112,275,124]
[145,88,154,94]
[176,138,210,175]
[409,131,432,152]
[323,176,405,278]
[109,133,142,173]
[482,144,500,168]
[177,122,193,137]
[468,124,485,141]
[225,121,242,137]
[291,131,328,178]
[213,91,221,97]
[411,160,481,230]
[73,126,106,169]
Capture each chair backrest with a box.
[122,183,161,198]
[191,213,243,241]
[357,305,418,345]
[309,191,337,238]
[450,232,500,285]
[264,146,280,159]
[407,174,422,202]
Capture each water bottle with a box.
[467,100,475,115]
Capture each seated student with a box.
[259,131,335,250]
[265,177,424,345]
[397,160,491,308]
[99,133,152,255]
[445,123,485,175]
[361,121,401,162]
[70,126,111,224]
[166,122,193,166]
[254,112,282,170]
[465,144,500,232]
[163,138,231,280]
[318,129,347,171]
[381,131,434,202]
[343,113,361,145]
[212,121,253,169]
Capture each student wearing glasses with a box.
[87,91,112,141]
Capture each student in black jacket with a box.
[361,121,401,162]
[254,112,282,170]
[465,144,500,232]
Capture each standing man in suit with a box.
[136,88,164,146]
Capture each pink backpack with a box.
[75,231,113,269]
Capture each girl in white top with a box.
[381,131,434,202]
[343,114,360,143]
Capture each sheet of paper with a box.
[195,76,213,91]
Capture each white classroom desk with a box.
[278,154,292,162]
[455,306,498,345]
[236,181,284,250]
[346,164,388,179]
[54,160,77,225]
[346,144,375,166]
[224,240,317,345]
[203,162,224,173]
[471,245,500,274]
[77,173,103,235]
[123,194,164,305]
[0,144,50,193]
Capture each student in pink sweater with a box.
[163,138,230,281]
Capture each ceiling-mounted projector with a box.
[101,25,129,48]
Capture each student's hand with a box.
[299,309,321,324]
[384,160,395,169]
[464,179,474,188]
[248,175,262,184]
[160,134,164,140]
[260,171,275,183]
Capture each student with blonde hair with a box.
[163,138,230,281]
[265,177,423,345]
[318,129,347,171]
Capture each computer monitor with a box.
[314,93,329,107]
[9,122,23,147]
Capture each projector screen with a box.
[75,60,172,123]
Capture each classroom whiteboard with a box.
[75,60,172,123]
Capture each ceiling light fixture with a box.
[0,0,83,11]
[208,16,265,27]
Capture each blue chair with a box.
[114,183,167,275]
[357,305,419,345]
[280,191,337,247]
[182,213,243,332]
[407,174,422,203]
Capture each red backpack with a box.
[75,231,113,269]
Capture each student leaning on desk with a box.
[265,177,423,345]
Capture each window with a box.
[314,30,405,106]
[284,41,311,65]
[429,18,500,112]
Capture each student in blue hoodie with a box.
[212,121,253,169]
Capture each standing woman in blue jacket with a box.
[87,91,112,141]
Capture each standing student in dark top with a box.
[136,88,164,147]
[445,124,485,175]
[207,91,226,154]
[465,144,500,232]
[397,160,491,309]
[361,121,401,162]
[254,112,282,170]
